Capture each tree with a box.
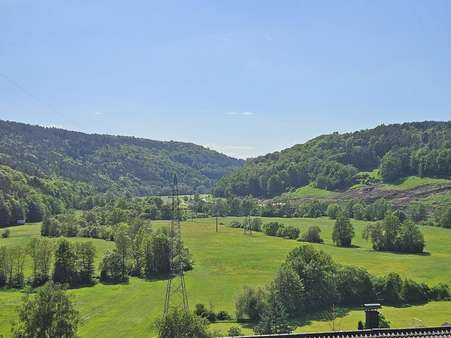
[53,239,76,286]
[285,245,338,309]
[440,207,451,228]
[0,246,8,287]
[75,242,96,285]
[262,222,282,236]
[336,266,375,305]
[155,307,213,338]
[326,204,341,219]
[254,289,292,335]
[382,272,403,305]
[99,249,124,283]
[28,238,54,287]
[398,220,425,253]
[26,199,45,223]
[408,203,427,223]
[266,175,284,197]
[0,197,12,227]
[301,226,323,243]
[332,213,354,247]
[235,287,267,322]
[114,224,131,280]
[272,266,304,315]
[12,282,79,338]
[6,246,26,288]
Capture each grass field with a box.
[380,176,450,191]
[287,184,339,199]
[1,217,451,337]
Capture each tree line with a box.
[234,245,450,335]
[229,209,425,254]
[0,165,95,227]
[0,238,95,289]
[99,221,193,283]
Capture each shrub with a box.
[216,310,231,321]
[336,266,375,305]
[235,287,267,322]
[262,222,282,236]
[229,221,242,229]
[382,273,403,305]
[275,225,299,240]
[250,218,263,232]
[156,307,213,338]
[1,229,10,238]
[227,326,243,336]
[194,303,208,317]
[430,283,450,300]
[300,226,323,243]
[326,204,341,219]
[440,207,451,228]
[206,310,217,323]
[402,279,429,304]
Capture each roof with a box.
[231,326,451,338]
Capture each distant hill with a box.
[213,121,451,198]
[0,120,243,195]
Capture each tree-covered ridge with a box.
[0,120,243,195]
[213,121,451,197]
[0,165,95,226]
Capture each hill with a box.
[0,120,243,195]
[0,164,95,226]
[213,121,451,198]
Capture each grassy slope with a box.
[1,218,451,337]
[379,176,450,191]
[284,184,339,199]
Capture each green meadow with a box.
[1,217,451,337]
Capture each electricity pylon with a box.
[163,175,189,316]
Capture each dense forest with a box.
[0,120,243,196]
[0,165,95,226]
[213,121,451,198]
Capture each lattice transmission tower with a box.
[163,175,189,316]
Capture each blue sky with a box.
[1,0,450,159]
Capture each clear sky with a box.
[1,0,450,159]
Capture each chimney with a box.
[364,304,381,329]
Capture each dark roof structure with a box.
[232,326,451,338]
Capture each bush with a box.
[382,273,403,305]
[1,229,10,238]
[262,222,282,236]
[206,310,217,323]
[276,225,299,240]
[402,279,429,304]
[300,226,323,243]
[336,266,375,305]
[235,287,267,321]
[430,283,450,300]
[216,310,231,321]
[250,218,262,232]
[227,326,243,336]
[440,207,451,228]
[229,221,242,229]
[194,303,208,317]
[156,307,213,338]
[326,204,341,219]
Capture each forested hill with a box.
[213,121,451,198]
[0,120,243,195]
